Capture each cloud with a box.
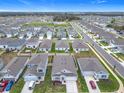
[92,0,107,4]
[18,0,31,5]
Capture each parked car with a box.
[89,80,96,89]
[5,81,14,91]
[28,81,35,90]
[0,80,9,92]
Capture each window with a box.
[38,69,43,72]
[38,77,41,79]
[102,75,106,78]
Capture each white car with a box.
[28,81,35,90]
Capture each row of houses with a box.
[25,39,89,53]
[80,21,124,54]
[0,38,89,53]
[0,54,109,85]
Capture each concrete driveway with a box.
[21,82,33,93]
[66,81,78,93]
[84,76,100,93]
[3,91,9,93]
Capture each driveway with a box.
[84,76,100,93]
[3,91,9,93]
[21,82,33,93]
[66,81,78,93]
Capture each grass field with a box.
[22,22,70,27]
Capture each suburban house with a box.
[55,40,69,52]
[72,40,89,52]
[25,38,40,49]
[108,38,124,52]
[39,39,52,52]
[47,31,52,39]
[78,58,109,80]
[0,38,25,51]
[52,55,77,85]
[24,54,48,84]
[2,57,28,82]
[118,46,124,54]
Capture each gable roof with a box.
[78,58,108,73]
[52,55,77,76]
[55,40,69,48]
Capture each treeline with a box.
[107,24,124,31]
[53,15,81,21]
[107,18,124,31]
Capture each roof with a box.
[0,38,25,47]
[52,55,77,76]
[4,57,28,77]
[78,58,108,73]
[25,54,48,77]
[26,38,40,45]
[72,40,89,49]
[55,40,69,48]
[28,53,48,69]
[39,39,52,49]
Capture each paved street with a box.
[72,22,124,78]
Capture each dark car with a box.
[89,80,96,89]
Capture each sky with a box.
[0,0,124,12]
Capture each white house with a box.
[39,39,52,52]
[24,54,48,84]
[55,40,69,52]
[78,58,109,80]
[47,31,52,40]
[25,38,40,49]
[52,55,77,85]
[72,40,89,53]
[2,57,28,82]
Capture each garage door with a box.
[66,81,78,93]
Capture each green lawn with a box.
[22,48,37,53]
[33,66,66,93]
[100,41,109,46]
[22,22,70,27]
[77,66,89,92]
[75,50,96,58]
[55,50,66,53]
[115,53,124,61]
[10,78,25,93]
[51,42,55,53]
[69,43,73,53]
[97,73,119,92]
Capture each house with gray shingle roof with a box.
[39,39,52,52]
[24,54,48,84]
[25,38,40,49]
[78,58,109,80]
[2,57,28,82]
[55,40,69,52]
[0,38,25,51]
[72,40,89,53]
[52,55,77,85]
